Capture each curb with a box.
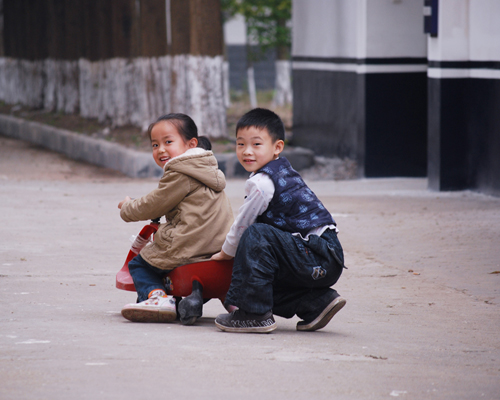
[0,114,161,178]
[0,114,314,178]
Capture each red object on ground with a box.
[116,222,159,292]
[116,222,233,301]
[166,259,233,300]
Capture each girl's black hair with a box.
[196,136,212,150]
[147,113,212,150]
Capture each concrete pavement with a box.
[0,135,499,399]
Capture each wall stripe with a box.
[293,57,428,65]
[428,60,500,79]
[292,57,428,74]
[292,57,500,79]
[428,68,500,79]
[293,61,427,74]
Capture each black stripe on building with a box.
[428,60,500,70]
[293,56,428,66]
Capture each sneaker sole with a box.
[214,320,277,334]
[296,296,346,331]
[121,308,177,323]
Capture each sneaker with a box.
[296,295,346,331]
[121,294,177,323]
[215,309,276,333]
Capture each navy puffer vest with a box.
[256,157,335,236]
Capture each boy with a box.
[211,108,346,333]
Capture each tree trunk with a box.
[189,0,223,57]
[247,65,257,108]
[0,58,44,107]
[0,0,227,137]
[221,17,231,109]
[246,35,257,108]
[223,59,231,108]
[272,19,292,107]
[272,59,292,107]
[169,0,227,138]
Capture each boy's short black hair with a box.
[236,108,285,142]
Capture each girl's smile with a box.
[150,121,197,167]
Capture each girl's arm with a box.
[120,172,191,222]
[118,196,132,209]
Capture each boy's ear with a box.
[274,140,284,156]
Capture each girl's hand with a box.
[118,196,132,209]
[211,250,233,261]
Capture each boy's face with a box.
[236,127,284,173]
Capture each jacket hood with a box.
[166,148,226,191]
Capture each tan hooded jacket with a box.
[120,149,233,270]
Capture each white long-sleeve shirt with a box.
[221,172,337,257]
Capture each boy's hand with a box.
[118,196,132,209]
[211,250,233,261]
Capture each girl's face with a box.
[150,121,197,167]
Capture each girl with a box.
[118,113,233,324]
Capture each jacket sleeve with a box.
[221,173,274,257]
[120,170,191,222]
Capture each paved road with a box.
[1,136,499,399]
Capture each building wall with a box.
[292,0,428,177]
[427,0,500,195]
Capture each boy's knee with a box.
[241,223,275,244]
[241,223,262,240]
